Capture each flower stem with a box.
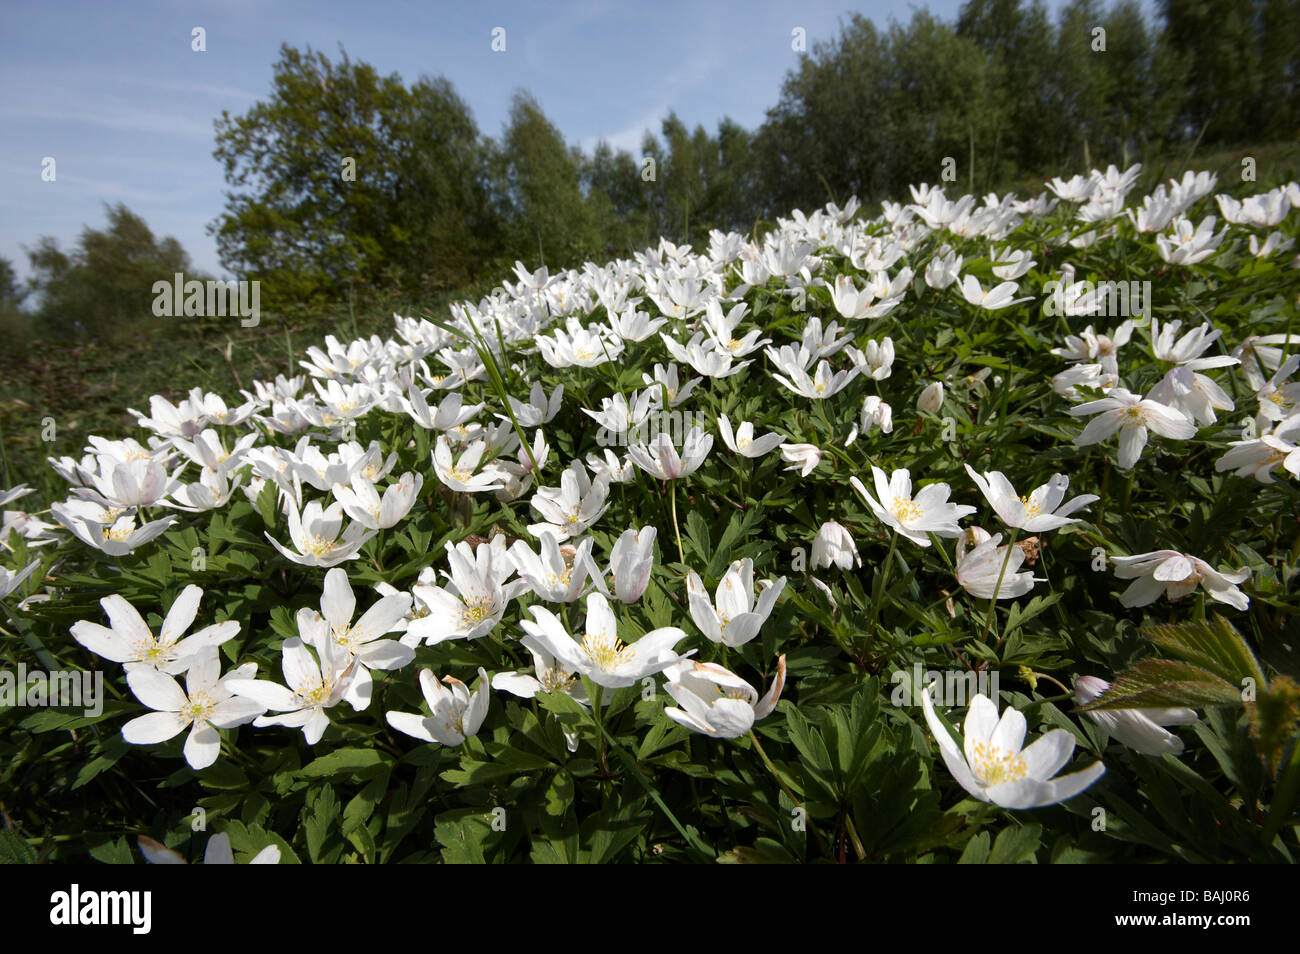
[866,529,899,647]
[982,528,1020,645]
[669,480,685,564]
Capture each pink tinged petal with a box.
[137,836,185,865]
[122,710,188,745]
[127,667,187,712]
[183,722,222,770]
[754,655,787,720]
[1107,711,1187,756]
[1153,555,1194,582]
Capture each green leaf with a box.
[300,747,392,780]
[988,823,1041,864]
[1078,659,1243,711]
[1143,616,1267,688]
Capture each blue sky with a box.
[2,0,1084,281]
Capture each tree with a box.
[494,91,597,269]
[211,43,497,305]
[25,204,195,341]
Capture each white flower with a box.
[627,426,713,481]
[957,274,1032,310]
[590,526,657,603]
[300,568,414,709]
[810,520,861,570]
[779,442,822,477]
[52,499,176,556]
[405,538,523,645]
[431,436,508,493]
[121,649,263,769]
[963,465,1097,532]
[1155,215,1226,266]
[139,832,280,865]
[685,559,786,647]
[265,499,375,568]
[846,396,894,445]
[519,592,689,689]
[1069,388,1197,469]
[1073,675,1197,757]
[71,585,240,674]
[1109,550,1251,610]
[921,689,1105,809]
[924,249,963,289]
[955,528,1036,600]
[386,667,490,747]
[226,633,357,745]
[528,460,610,539]
[510,534,595,603]
[662,656,787,739]
[916,381,945,414]
[771,359,860,401]
[332,471,422,530]
[717,415,783,458]
[850,466,975,546]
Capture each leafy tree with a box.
[494,91,597,269]
[24,203,195,341]
[211,43,497,305]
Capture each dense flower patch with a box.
[3,168,1299,863]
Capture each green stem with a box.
[866,529,900,647]
[669,480,685,564]
[983,528,1020,645]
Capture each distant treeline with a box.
[6,0,1298,338]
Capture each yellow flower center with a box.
[970,741,1028,787]
[1019,495,1042,518]
[460,595,495,629]
[303,534,340,557]
[295,676,332,706]
[540,667,576,693]
[581,631,632,672]
[181,690,216,724]
[891,496,923,523]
